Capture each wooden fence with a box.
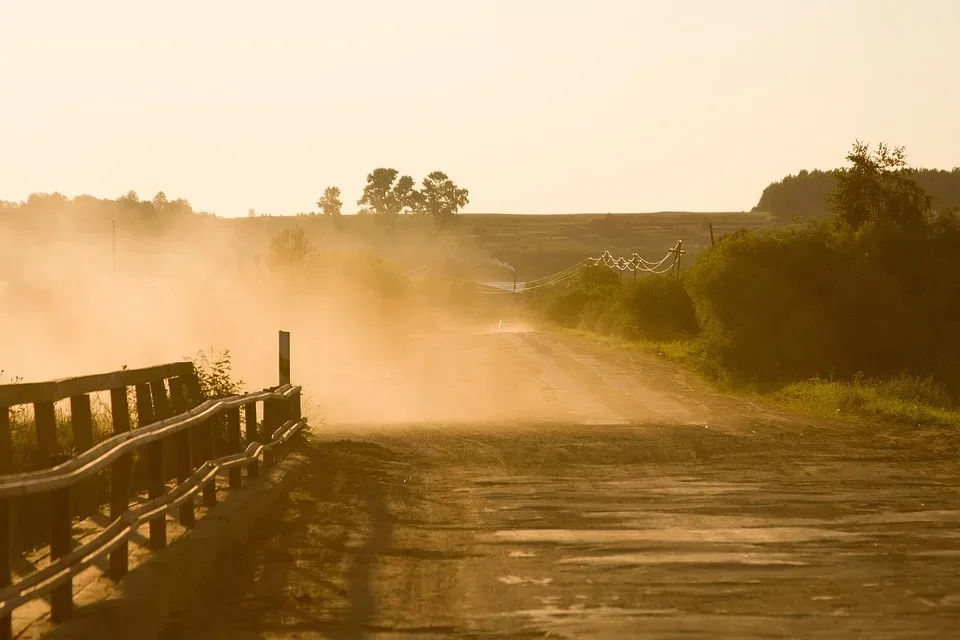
[0,334,305,638]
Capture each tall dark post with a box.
[279,330,291,387]
[168,378,194,528]
[226,408,242,489]
[709,222,715,247]
[244,403,259,479]
[69,394,96,518]
[0,406,10,640]
[136,383,165,549]
[108,387,131,578]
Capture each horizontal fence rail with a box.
[0,343,305,637]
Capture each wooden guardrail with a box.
[0,334,305,638]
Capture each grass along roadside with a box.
[559,327,960,428]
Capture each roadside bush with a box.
[684,143,960,399]
[530,265,697,341]
[618,274,698,341]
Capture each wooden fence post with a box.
[136,383,165,549]
[33,401,58,469]
[262,399,277,470]
[0,406,10,640]
[150,381,176,482]
[200,417,217,508]
[69,394,96,519]
[49,483,72,622]
[279,330,290,387]
[244,403,259,480]
[226,408,242,489]
[108,387,131,579]
[168,378,194,528]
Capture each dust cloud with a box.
[0,212,545,426]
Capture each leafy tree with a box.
[267,227,313,270]
[418,171,469,224]
[152,191,169,213]
[117,191,140,210]
[168,198,193,215]
[393,175,420,215]
[829,141,931,231]
[754,156,960,221]
[25,192,68,211]
[317,186,343,216]
[247,208,256,217]
[357,168,417,218]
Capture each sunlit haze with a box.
[2,0,957,216]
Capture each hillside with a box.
[754,167,960,220]
[222,211,775,280]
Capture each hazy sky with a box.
[1,0,957,216]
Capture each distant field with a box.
[222,211,776,280]
[456,212,774,278]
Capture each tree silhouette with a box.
[829,141,931,231]
[317,186,343,216]
[418,171,469,225]
[358,168,401,217]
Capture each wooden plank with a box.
[108,387,131,579]
[149,381,171,420]
[49,487,72,622]
[169,378,194,528]
[145,441,165,549]
[244,403,259,480]
[226,408,241,489]
[69,394,97,519]
[262,399,278,470]
[137,383,165,548]
[0,362,194,407]
[0,498,10,640]
[134,383,153,429]
[33,401,58,468]
[200,419,217,508]
[0,407,11,475]
[149,380,176,482]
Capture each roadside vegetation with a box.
[529,141,960,427]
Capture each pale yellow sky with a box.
[1,0,957,216]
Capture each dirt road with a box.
[164,329,960,639]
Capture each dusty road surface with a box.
[164,328,960,639]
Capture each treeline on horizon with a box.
[0,190,212,229]
[755,165,960,219]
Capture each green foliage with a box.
[529,265,696,342]
[192,348,244,400]
[418,171,469,225]
[357,168,418,219]
[829,141,931,231]
[754,158,960,221]
[688,141,960,399]
[776,374,957,426]
[317,186,343,216]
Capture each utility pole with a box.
[671,240,685,276]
